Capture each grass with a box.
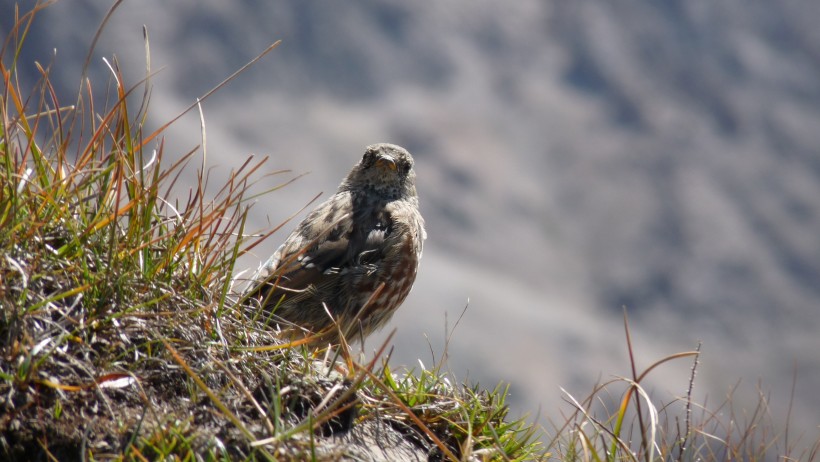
[1,2,818,461]
[546,314,819,462]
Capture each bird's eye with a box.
[362,149,378,167]
[399,159,411,174]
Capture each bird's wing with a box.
[254,192,356,298]
[384,200,426,259]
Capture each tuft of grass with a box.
[372,360,544,461]
[544,311,820,462]
[0,3,543,461]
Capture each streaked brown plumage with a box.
[247,143,426,344]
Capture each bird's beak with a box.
[375,156,397,171]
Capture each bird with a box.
[246,143,426,345]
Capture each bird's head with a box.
[341,143,417,199]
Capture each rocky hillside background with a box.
[5,0,818,433]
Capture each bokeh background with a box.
[5,0,819,435]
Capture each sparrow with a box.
[247,143,426,345]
